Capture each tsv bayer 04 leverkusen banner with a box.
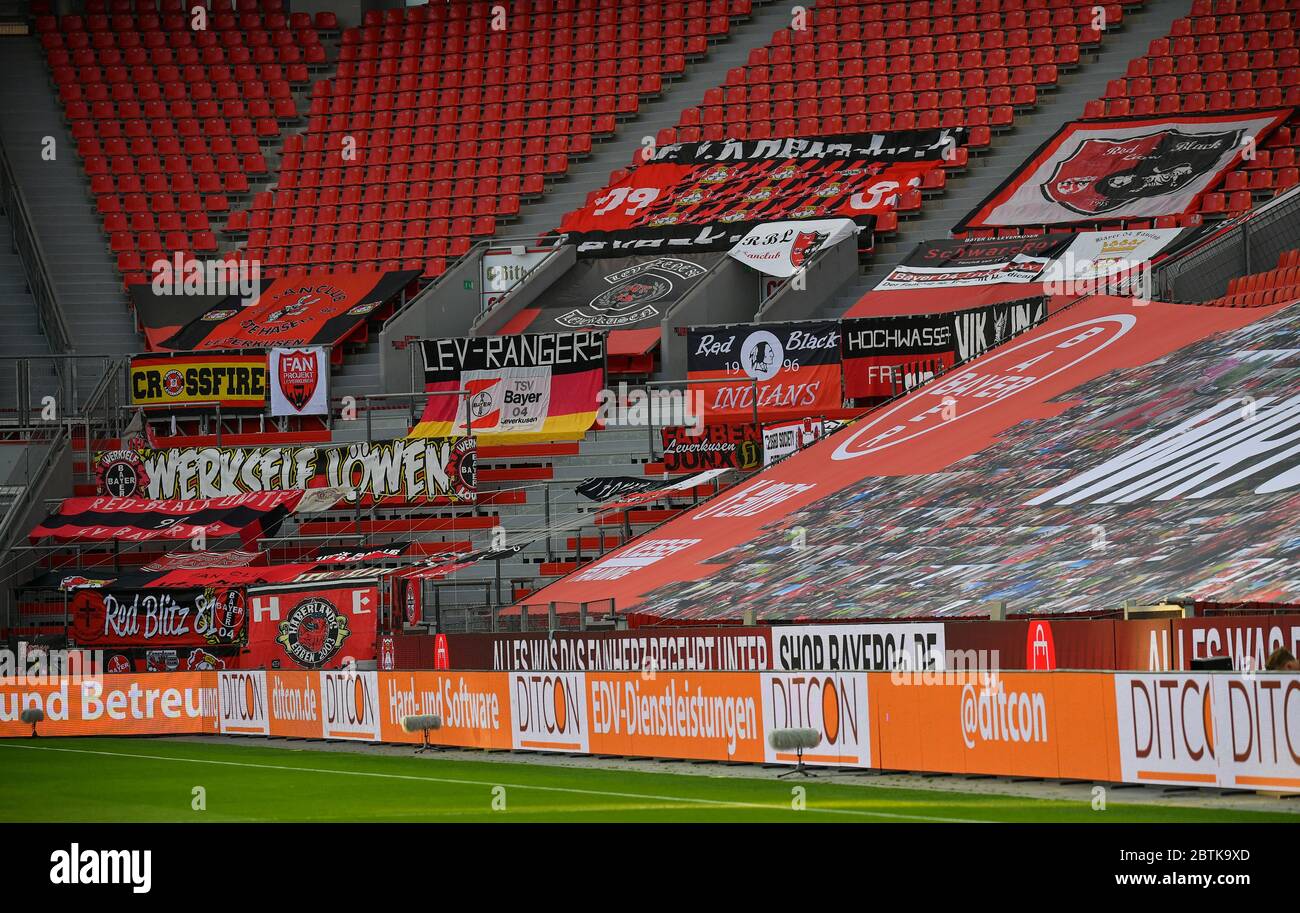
[955,110,1292,229]
[409,332,606,443]
[129,352,269,410]
[687,321,842,422]
[244,582,378,670]
[842,297,1049,398]
[269,346,329,416]
[93,438,475,504]
[560,130,963,255]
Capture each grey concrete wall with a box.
[659,257,758,378]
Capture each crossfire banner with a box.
[955,111,1293,229]
[245,583,379,670]
[560,130,963,255]
[842,297,1049,398]
[410,331,606,443]
[129,352,269,410]
[28,492,304,545]
[141,270,418,351]
[93,438,476,504]
[68,585,247,648]
[688,321,842,421]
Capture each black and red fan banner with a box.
[561,129,964,255]
[28,492,307,546]
[955,110,1292,230]
[133,269,418,351]
[842,297,1050,398]
[687,320,843,422]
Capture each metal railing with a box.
[0,133,72,356]
[1154,185,1300,303]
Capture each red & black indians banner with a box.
[687,321,842,422]
[410,331,606,443]
[131,269,418,351]
[956,110,1291,230]
[561,130,964,255]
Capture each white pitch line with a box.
[0,742,991,823]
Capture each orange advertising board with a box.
[869,671,1121,781]
[0,672,219,738]
[378,671,512,749]
[266,671,325,739]
[586,671,764,762]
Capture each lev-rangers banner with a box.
[842,297,1049,398]
[129,352,269,410]
[561,130,963,255]
[93,438,476,504]
[141,270,418,351]
[956,111,1293,229]
[409,331,606,443]
[269,346,329,416]
[67,586,248,648]
[688,321,842,421]
[244,582,379,670]
[28,492,306,545]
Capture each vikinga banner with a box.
[688,321,842,421]
[409,332,606,443]
[956,110,1293,229]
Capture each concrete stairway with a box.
[815,0,1194,318]
[500,0,803,242]
[0,34,141,360]
[0,204,58,397]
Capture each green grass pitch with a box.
[0,737,1293,823]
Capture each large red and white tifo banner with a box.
[4,671,1299,791]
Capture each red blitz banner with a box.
[148,270,418,351]
[68,586,247,648]
[28,492,303,545]
[688,321,843,422]
[956,110,1292,229]
[244,583,379,670]
[528,297,1275,610]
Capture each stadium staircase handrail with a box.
[0,132,73,356]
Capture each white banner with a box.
[481,249,551,312]
[728,219,857,277]
[1114,672,1300,791]
[771,623,947,672]
[760,671,872,767]
[762,418,837,466]
[270,347,330,417]
[960,112,1290,227]
[1041,228,1183,283]
[319,670,381,741]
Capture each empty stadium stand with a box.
[1206,246,1300,306]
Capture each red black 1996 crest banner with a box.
[687,321,843,422]
[561,130,964,255]
[955,110,1293,230]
